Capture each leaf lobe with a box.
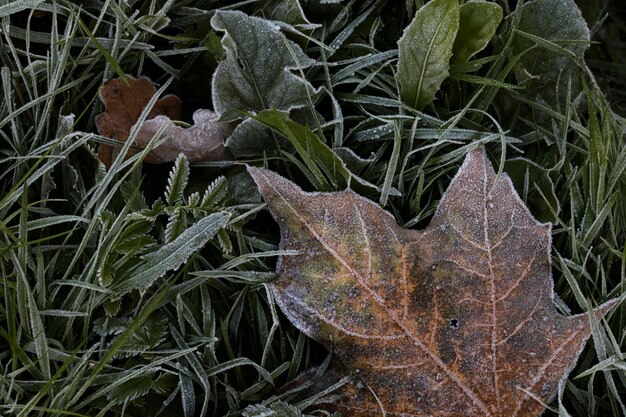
[249,148,614,417]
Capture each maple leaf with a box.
[95,75,182,168]
[248,148,615,417]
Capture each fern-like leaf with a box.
[165,208,188,243]
[166,153,190,206]
[201,176,228,208]
[217,228,233,254]
[187,191,201,208]
[115,316,168,358]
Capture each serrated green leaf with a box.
[201,176,228,208]
[98,258,115,287]
[166,154,190,206]
[217,228,233,254]
[107,375,155,404]
[261,0,310,25]
[452,1,502,64]
[398,0,460,110]
[114,212,230,294]
[187,192,200,208]
[225,119,283,158]
[211,10,317,121]
[165,208,188,243]
[103,298,121,317]
[511,0,590,105]
[115,220,155,254]
[117,316,169,358]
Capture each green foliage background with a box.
[0,0,624,416]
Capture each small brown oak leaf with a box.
[95,75,182,168]
[248,147,615,417]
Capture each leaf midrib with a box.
[260,172,492,417]
[414,5,451,109]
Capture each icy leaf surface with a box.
[95,75,182,168]
[452,1,503,64]
[398,0,459,110]
[261,0,310,26]
[249,148,614,417]
[113,211,230,295]
[211,10,317,121]
[512,0,589,105]
[225,107,317,157]
[224,118,279,158]
[134,109,236,163]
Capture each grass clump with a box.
[0,0,624,416]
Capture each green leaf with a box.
[165,208,188,243]
[116,316,168,358]
[107,375,155,404]
[115,220,155,254]
[225,108,316,157]
[201,176,228,208]
[511,0,590,105]
[397,0,460,110]
[225,119,283,157]
[211,10,317,121]
[253,109,351,191]
[166,154,190,206]
[114,212,230,294]
[261,0,311,25]
[452,1,502,64]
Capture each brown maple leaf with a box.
[248,148,615,417]
[95,75,182,168]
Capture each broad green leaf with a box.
[114,212,230,294]
[253,109,350,190]
[511,0,590,105]
[335,147,375,173]
[252,110,391,196]
[224,119,280,158]
[211,10,317,121]
[398,0,460,110]
[452,1,502,64]
[261,0,310,25]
